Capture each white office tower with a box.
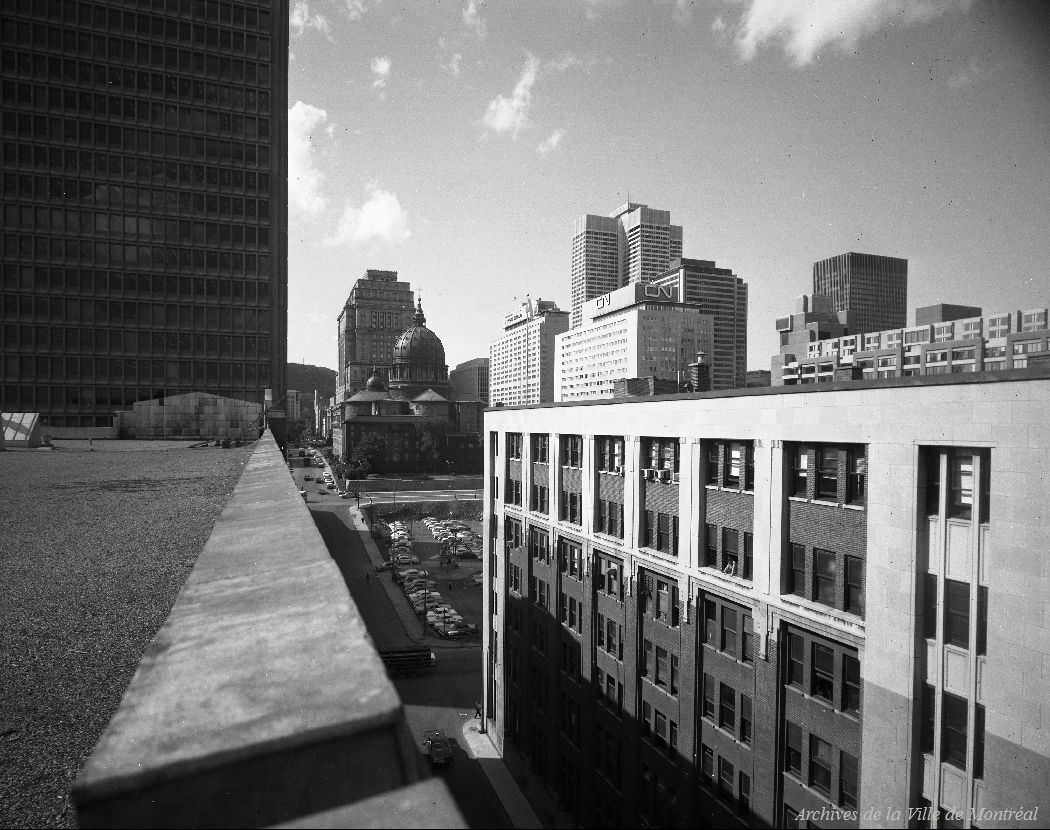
[555,282,714,401]
[570,203,683,329]
[489,299,570,407]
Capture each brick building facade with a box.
[482,369,1050,829]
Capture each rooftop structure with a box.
[812,252,908,335]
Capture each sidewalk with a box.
[459,720,543,830]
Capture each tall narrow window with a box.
[840,752,858,809]
[813,549,836,606]
[920,684,935,752]
[726,443,742,487]
[704,599,717,646]
[740,695,752,744]
[723,528,738,574]
[707,442,720,485]
[785,721,802,775]
[742,532,753,580]
[847,447,866,504]
[845,556,864,616]
[941,692,968,769]
[949,453,974,519]
[719,683,735,730]
[792,446,808,496]
[842,653,861,715]
[721,608,737,655]
[703,674,716,718]
[787,633,804,688]
[817,446,839,499]
[789,544,805,595]
[705,524,718,567]
[810,736,833,794]
[812,643,835,703]
[944,579,970,649]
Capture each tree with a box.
[350,432,387,476]
[415,418,449,473]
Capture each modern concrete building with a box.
[775,306,1049,386]
[570,203,683,329]
[336,270,415,401]
[813,252,908,335]
[451,358,490,405]
[554,282,714,401]
[652,257,748,390]
[490,298,569,407]
[771,294,856,385]
[482,369,1050,829]
[0,0,289,433]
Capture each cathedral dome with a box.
[393,300,446,368]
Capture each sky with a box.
[286,0,1050,372]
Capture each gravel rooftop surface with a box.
[0,441,254,829]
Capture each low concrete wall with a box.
[346,475,484,492]
[72,431,463,828]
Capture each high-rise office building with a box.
[570,203,682,329]
[0,0,289,431]
[652,257,748,390]
[450,357,490,405]
[490,298,569,406]
[336,270,414,400]
[813,252,908,335]
[555,282,714,401]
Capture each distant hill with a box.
[286,363,337,400]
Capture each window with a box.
[596,554,623,600]
[974,704,985,779]
[842,654,861,714]
[560,434,582,467]
[942,692,968,769]
[655,647,669,687]
[719,683,735,730]
[738,772,751,816]
[944,579,970,649]
[840,752,858,809]
[703,674,716,718]
[559,539,582,578]
[701,744,714,781]
[531,433,549,463]
[530,484,549,513]
[718,757,735,799]
[642,639,653,678]
[644,437,679,472]
[670,654,679,694]
[705,524,718,567]
[507,432,522,459]
[785,721,802,775]
[654,711,667,748]
[721,608,737,654]
[559,490,582,524]
[810,736,833,794]
[726,443,743,486]
[707,442,720,484]
[847,447,866,504]
[787,633,804,688]
[742,616,753,663]
[813,548,836,606]
[792,445,808,496]
[789,544,805,595]
[597,436,623,472]
[817,446,839,499]
[723,528,738,574]
[596,498,623,537]
[812,644,834,703]
[740,695,752,744]
[742,532,753,580]
[920,684,935,752]
[704,599,717,646]
[845,556,864,616]
[949,453,974,519]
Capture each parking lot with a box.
[376,515,484,639]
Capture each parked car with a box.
[422,730,453,764]
[304,475,313,481]
[375,561,394,571]
[317,488,327,495]
[444,623,478,638]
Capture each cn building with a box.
[481,369,1050,829]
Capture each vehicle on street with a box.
[422,730,453,764]
[304,475,313,481]
[338,491,347,498]
[444,623,478,638]
[317,488,327,495]
[376,561,394,571]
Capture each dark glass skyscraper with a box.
[812,252,908,335]
[1,0,288,429]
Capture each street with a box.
[290,456,512,830]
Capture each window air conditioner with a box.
[658,469,671,483]
[614,465,623,475]
[644,469,656,481]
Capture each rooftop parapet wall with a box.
[73,431,462,828]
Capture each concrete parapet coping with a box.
[73,431,425,828]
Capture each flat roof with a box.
[485,365,1050,413]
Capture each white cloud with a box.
[537,129,566,157]
[462,0,487,41]
[711,15,727,33]
[483,54,540,139]
[339,0,381,20]
[371,55,391,95]
[445,52,463,76]
[290,1,332,37]
[325,184,411,247]
[288,101,329,217]
[733,0,972,67]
